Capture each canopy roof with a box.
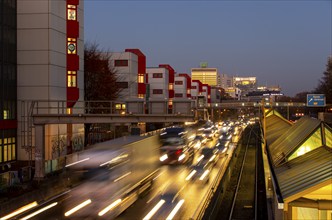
[269,116,322,166]
[266,114,293,146]
[274,146,332,201]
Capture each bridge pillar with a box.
[34,125,45,180]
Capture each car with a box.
[185,147,219,184]
[215,141,229,156]
[159,144,195,165]
[199,147,219,166]
[193,135,207,147]
[202,129,214,140]
[185,162,212,184]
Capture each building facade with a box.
[111,49,147,100]
[0,0,17,170]
[191,67,218,86]
[233,76,257,97]
[174,73,191,99]
[16,0,84,173]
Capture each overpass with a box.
[22,100,195,179]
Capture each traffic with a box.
[1,119,248,220]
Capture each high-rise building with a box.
[16,0,84,175]
[233,76,257,96]
[191,67,218,86]
[0,0,17,169]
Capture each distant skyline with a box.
[84,1,331,97]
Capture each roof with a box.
[274,146,332,201]
[266,114,293,146]
[269,116,321,166]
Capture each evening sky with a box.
[84,0,331,96]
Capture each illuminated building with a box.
[0,0,17,170]
[191,67,218,86]
[233,76,257,97]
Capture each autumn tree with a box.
[314,56,332,104]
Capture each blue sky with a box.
[84,1,331,96]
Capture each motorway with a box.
[3,128,241,220]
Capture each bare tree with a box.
[314,56,332,104]
[84,42,122,145]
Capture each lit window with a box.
[67,71,77,87]
[67,40,77,54]
[168,84,173,90]
[138,74,144,83]
[187,89,191,94]
[168,100,173,106]
[67,108,72,114]
[138,94,144,98]
[115,104,122,110]
[67,5,77,20]
[3,110,9,119]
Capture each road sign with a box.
[307,94,326,107]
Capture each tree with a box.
[84,42,122,145]
[314,56,332,104]
[84,42,120,102]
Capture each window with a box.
[169,84,173,90]
[191,86,197,89]
[3,110,9,119]
[153,73,163,78]
[116,82,129,88]
[67,5,77,20]
[114,60,128,67]
[115,104,126,110]
[67,71,77,87]
[153,89,163,94]
[138,74,144,83]
[175,93,183,97]
[67,38,77,54]
[175,81,183,85]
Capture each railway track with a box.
[206,123,267,220]
[229,125,258,220]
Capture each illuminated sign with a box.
[307,94,326,107]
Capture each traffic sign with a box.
[307,94,326,107]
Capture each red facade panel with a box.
[193,80,203,92]
[67,87,79,107]
[67,0,79,5]
[67,20,79,38]
[138,83,146,94]
[159,64,175,83]
[0,120,17,129]
[169,90,174,98]
[67,54,79,70]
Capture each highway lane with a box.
[116,137,235,220]
[5,126,242,220]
